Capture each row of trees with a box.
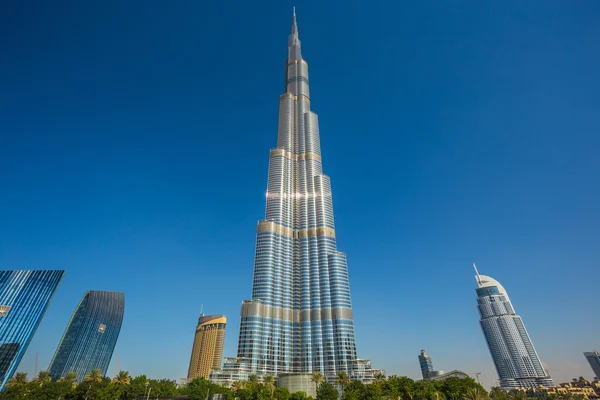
[0,370,588,400]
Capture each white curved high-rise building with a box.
[474,264,554,389]
[210,11,378,384]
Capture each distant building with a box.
[584,351,600,380]
[187,315,226,379]
[473,264,553,389]
[49,291,124,382]
[419,350,435,379]
[532,380,599,399]
[0,270,64,391]
[428,370,471,381]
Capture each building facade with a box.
[48,290,124,381]
[187,314,226,379]
[210,11,378,384]
[418,350,434,379]
[0,270,65,391]
[474,264,553,389]
[277,373,317,398]
[584,351,600,380]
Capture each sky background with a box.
[1,0,599,390]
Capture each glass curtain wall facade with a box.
[0,270,65,391]
[48,291,124,382]
[211,11,377,384]
[187,314,226,379]
[584,351,600,380]
[418,350,434,379]
[474,265,553,389]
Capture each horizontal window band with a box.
[257,220,335,239]
[286,59,309,67]
[269,148,321,162]
[240,300,353,322]
[279,93,310,104]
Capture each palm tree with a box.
[311,372,324,394]
[112,370,131,385]
[248,374,259,384]
[33,370,52,385]
[489,387,505,400]
[232,381,246,392]
[463,387,489,400]
[6,372,28,387]
[84,369,103,383]
[264,375,275,395]
[335,371,351,396]
[59,371,78,388]
[374,371,386,386]
[508,391,525,400]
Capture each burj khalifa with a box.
[210,11,377,384]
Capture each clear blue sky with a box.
[1,0,599,389]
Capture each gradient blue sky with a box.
[1,0,599,389]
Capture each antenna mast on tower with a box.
[473,263,482,285]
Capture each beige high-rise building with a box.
[187,314,226,380]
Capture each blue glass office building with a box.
[48,290,124,382]
[0,270,64,391]
[210,11,378,384]
[474,264,553,389]
[418,350,434,379]
[584,351,600,380]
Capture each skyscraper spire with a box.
[292,7,297,34]
[473,262,482,285]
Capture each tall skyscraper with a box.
[474,264,553,389]
[584,351,600,380]
[211,11,377,384]
[418,350,434,379]
[0,270,65,391]
[187,314,226,380]
[48,290,124,382]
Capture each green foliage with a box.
[462,387,489,400]
[274,387,291,400]
[342,381,366,400]
[290,391,309,400]
[489,387,508,400]
[0,372,491,400]
[317,382,339,400]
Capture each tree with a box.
[507,391,525,400]
[249,374,259,384]
[383,376,415,400]
[32,370,52,385]
[317,382,339,400]
[84,369,104,383]
[335,372,351,397]
[59,371,78,387]
[274,387,292,400]
[373,372,386,386]
[232,381,247,393]
[342,381,366,400]
[264,376,276,396]
[112,370,131,385]
[463,387,489,400]
[6,372,29,388]
[434,377,487,400]
[489,387,507,400]
[291,391,310,400]
[311,372,324,395]
[256,384,273,400]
